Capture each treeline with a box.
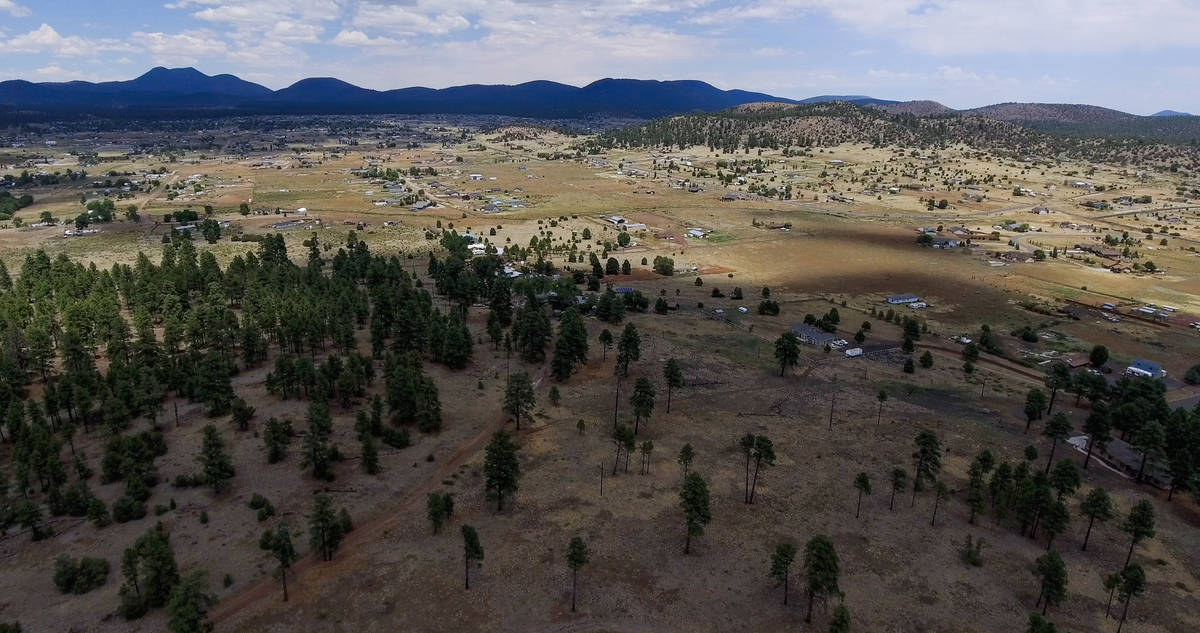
[587,102,1200,166]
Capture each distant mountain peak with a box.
[1151,109,1192,117]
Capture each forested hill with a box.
[589,102,1200,163]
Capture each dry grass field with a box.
[0,121,1198,633]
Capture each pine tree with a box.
[598,329,613,361]
[360,432,380,475]
[1049,460,1081,499]
[551,308,589,381]
[1115,563,1146,633]
[912,430,942,501]
[1042,413,1072,474]
[853,472,871,518]
[263,417,292,464]
[803,535,840,623]
[616,323,641,377]
[1079,487,1114,552]
[566,536,590,612]
[774,331,800,376]
[307,493,343,562]
[198,424,235,494]
[503,372,536,431]
[514,293,551,363]
[166,570,215,633]
[679,472,711,554]
[966,467,986,524]
[677,443,695,481]
[1031,550,1068,615]
[461,525,484,589]
[1025,388,1047,433]
[1044,363,1071,415]
[611,423,635,475]
[270,523,297,601]
[483,430,521,511]
[1041,500,1071,550]
[1121,499,1155,567]
[769,541,797,605]
[301,402,335,481]
[427,492,455,534]
[629,377,655,434]
[930,480,949,526]
[663,358,683,413]
[828,604,851,633]
[748,435,775,504]
[889,467,907,511]
[119,525,180,619]
[1130,421,1166,483]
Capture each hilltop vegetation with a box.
[591,101,1200,165]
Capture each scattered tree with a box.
[769,542,797,605]
[566,536,590,612]
[853,472,872,518]
[461,525,484,589]
[802,535,840,623]
[484,430,522,511]
[679,472,712,554]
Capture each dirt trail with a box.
[921,343,1046,382]
[209,365,547,629]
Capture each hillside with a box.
[592,101,1200,164]
[878,100,956,117]
[964,102,1137,125]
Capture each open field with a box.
[0,116,1198,633]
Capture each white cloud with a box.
[135,30,227,65]
[751,47,786,57]
[351,2,470,36]
[0,0,30,17]
[936,65,981,82]
[690,0,1200,55]
[6,24,133,57]
[32,65,102,82]
[330,29,404,49]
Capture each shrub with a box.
[172,473,204,489]
[757,300,780,316]
[1184,365,1200,385]
[249,493,276,521]
[87,499,111,528]
[959,535,985,567]
[112,497,146,523]
[382,427,410,449]
[53,555,110,594]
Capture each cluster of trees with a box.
[1026,370,1200,500]
[0,228,500,628]
[769,536,843,623]
[0,191,34,219]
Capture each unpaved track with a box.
[209,365,547,629]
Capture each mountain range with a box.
[0,67,1194,128]
[0,67,795,119]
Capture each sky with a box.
[1,0,1199,115]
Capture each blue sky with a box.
[1,0,1198,114]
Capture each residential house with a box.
[790,323,837,346]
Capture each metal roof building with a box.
[790,323,836,346]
